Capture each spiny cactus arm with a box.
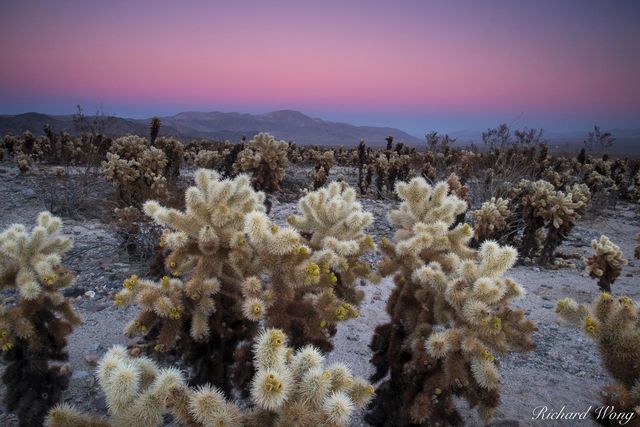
[46,404,110,427]
[287,182,373,243]
[0,212,73,299]
[389,179,467,230]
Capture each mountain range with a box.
[0,110,638,154]
[0,110,423,147]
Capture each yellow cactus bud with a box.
[329,273,338,283]
[366,384,375,394]
[270,224,279,233]
[490,316,501,330]
[298,246,309,255]
[287,215,295,224]
[169,261,177,269]
[320,320,327,328]
[482,350,494,362]
[434,387,442,395]
[305,263,320,277]
[169,307,182,320]
[252,303,262,316]
[42,274,56,286]
[2,342,13,352]
[114,294,124,306]
[270,330,285,347]
[601,292,612,301]
[335,306,348,321]
[162,276,170,286]
[237,235,246,246]
[154,344,162,352]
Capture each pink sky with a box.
[1,0,639,134]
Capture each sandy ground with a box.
[0,162,638,426]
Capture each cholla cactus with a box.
[511,179,589,264]
[154,136,184,177]
[118,169,263,391]
[0,212,82,426]
[585,235,628,292]
[244,181,377,350]
[368,178,536,426]
[311,150,334,189]
[47,345,185,427]
[234,133,288,192]
[194,149,223,169]
[102,135,169,207]
[472,197,512,243]
[556,294,640,423]
[539,183,590,265]
[169,328,373,427]
[49,329,371,427]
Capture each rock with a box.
[84,290,96,299]
[63,286,86,298]
[71,370,90,381]
[21,188,35,198]
[533,267,541,272]
[86,303,108,313]
[84,353,99,366]
[542,303,554,309]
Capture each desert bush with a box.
[367,178,536,426]
[234,132,288,191]
[585,235,628,292]
[556,294,640,425]
[0,212,82,426]
[47,328,372,427]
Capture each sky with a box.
[1,0,639,136]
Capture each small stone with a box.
[84,290,96,299]
[533,267,541,272]
[72,370,90,381]
[84,353,99,366]
[542,303,554,309]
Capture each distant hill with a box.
[0,110,423,147]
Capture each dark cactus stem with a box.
[597,279,612,293]
[539,225,571,266]
[150,117,161,145]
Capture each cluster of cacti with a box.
[102,135,170,207]
[234,132,288,191]
[0,212,82,426]
[585,235,628,292]
[117,171,374,396]
[367,178,536,426]
[48,328,372,427]
[556,294,640,425]
[310,149,334,189]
